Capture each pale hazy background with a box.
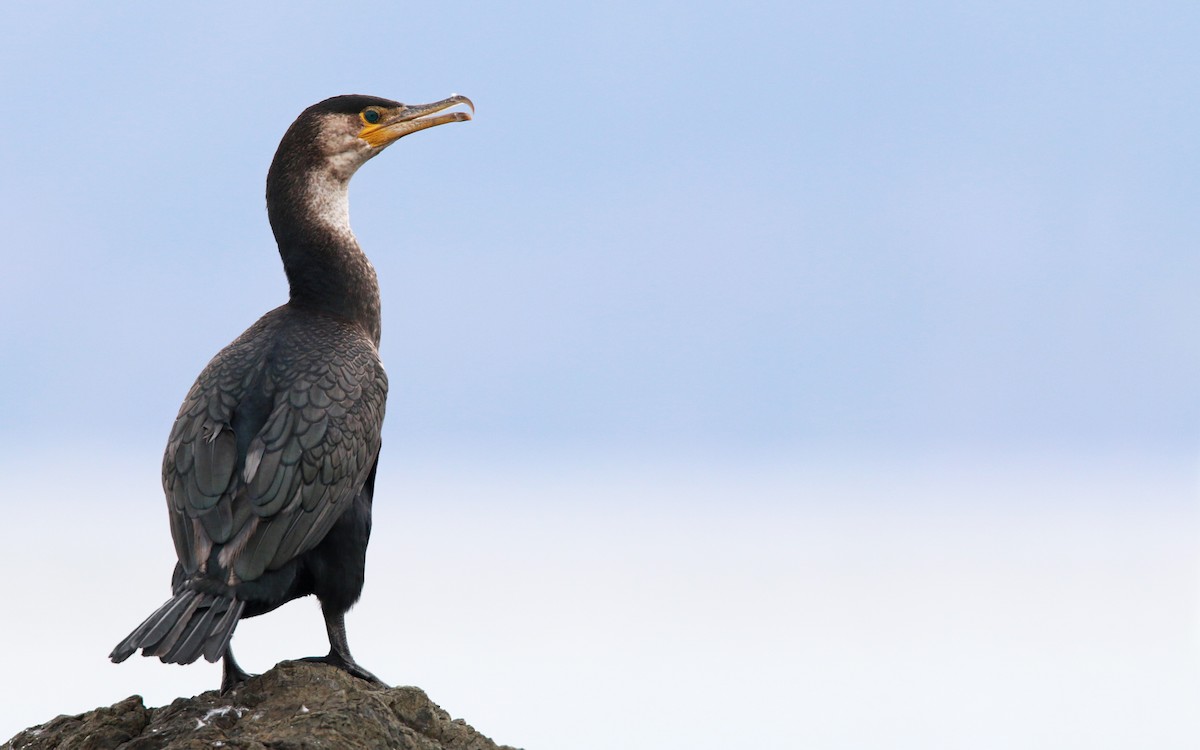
[1,2,1197,747]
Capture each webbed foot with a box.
[301,652,387,687]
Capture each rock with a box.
[3,662,521,750]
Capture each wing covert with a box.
[162,312,387,587]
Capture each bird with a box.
[110,93,473,693]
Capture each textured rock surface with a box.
[3,661,521,750]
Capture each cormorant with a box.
[110,93,473,693]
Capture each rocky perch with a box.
[3,661,521,750]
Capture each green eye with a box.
[362,109,381,124]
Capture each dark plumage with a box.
[111,93,472,692]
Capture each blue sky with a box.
[1,1,1195,454]
[0,2,1197,747]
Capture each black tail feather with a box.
[204,597,244,662]
[163,595,220,662]
[148,593,202,659]
[129,592,195,654]
[110,592,244,665]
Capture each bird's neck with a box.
[267,168,382,345]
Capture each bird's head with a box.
[274,93,474,181]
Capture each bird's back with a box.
[163,304,388,589]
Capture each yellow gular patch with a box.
[358,109,397,148]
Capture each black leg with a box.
[301,605,386,686]
[220,646,254,694]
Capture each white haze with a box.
[0,446,1196,749]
